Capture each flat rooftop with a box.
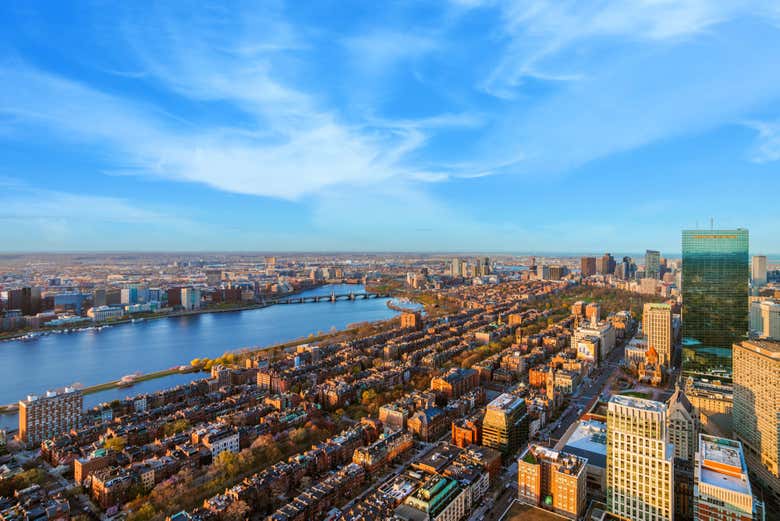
[699,435,751,495]
[561,419,607,468]
[487,393,524,412]
[609,394,666,412]
[502,501,570,521]
[738,339,780,358]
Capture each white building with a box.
[181,287,201,311]
[749,300,780,340]
[87,305,125,321]
[694,434,763,520]
[607,395,674,521]
[572,322,616,362]
[752,255,767,287]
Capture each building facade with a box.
[645,250,661,280]
[693,434,763,521]
[752,255,767,287]
[749,300,780,340]
[19,388,83,445]
[482,393,528,458]
[644,302,673,366]
[681,229,749,383]
[732,340,780,498]
[517,445,587,520]
[606,395,674,521]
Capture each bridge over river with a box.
[266,291,389,305]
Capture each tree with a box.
[127,502,157,521]
[105,436,126,452]
[223,500,250,521]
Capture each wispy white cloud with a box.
[480,0,769,98]
[745,120,780,163]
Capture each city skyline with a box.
[2,2,780,251]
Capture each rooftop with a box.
[487,393,524,413]
[609,394,666,412]
[698,434,751,495]
[738,339,780,358]
[560,419,607,468]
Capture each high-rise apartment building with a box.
[682,229,749,382]
[645,249,661,280]
[517,445,587,520]
[451,257,461,278]
[482,393,529,458]
[749,300,780,340]
[693,434,764,521]
[644,302,673,366]
[733,340,780,497]
[581,257,597,277]
[752,255,767,287]
[607,395,674,521]
[19,388,82,445]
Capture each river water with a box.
[0,284,406,430]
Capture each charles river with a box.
[0,284,409,431]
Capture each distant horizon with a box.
[2,249,779,260]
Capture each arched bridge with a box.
[267,291,389,305]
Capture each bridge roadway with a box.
[266,291,389,305]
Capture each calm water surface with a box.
[0,284,405,430]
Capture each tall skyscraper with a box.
[681,229,749,382]
[693,434,763,521]
[645,249,661,280]
[597,253,616,275]
[450,257,461,277]
[644,302,673,366]
[752,255,767,287]
[733,339,780,498]
[607,395,674,521]
[581,256,597,277]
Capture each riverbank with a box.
[0,310,397,416]
[0,283,353,342]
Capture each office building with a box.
[19,388,82,445]
[646,250,661,280]
[7,286,42,316]
[482,393,529,458]
[752,255,767,287]
[693,434,763,521]
[749,300,780,340]
[644,302,673,366]
[733,340,780,497]
[667,385,700,463]
[606,395,674,521]
[597,253,616,275]
[517,445,587,520]
[581,257,597,277]
[682,229,749,382]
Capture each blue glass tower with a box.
[681,229,749,383]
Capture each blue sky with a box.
[1,1,779,253]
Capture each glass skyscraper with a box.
[681,229,749,383]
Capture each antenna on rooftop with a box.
[710,217,714,230]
